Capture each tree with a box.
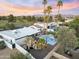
[45,5,52,32]
[0,41,6,49]
[55,26,78,52]
[37,16,44,22]
[22,16,26,19]
[57,0,63,14]
[56,0,63,23]
[8,14,16,23]
[39,38,45,44]
[0,16,2,20]
[42,0,52,33]
[43,0,48,29]
[55,14,65,22]
[1,16,7,20]
[46,6,52,14]
[49,16,53,22]
[6,23,15,30]
[42,0,47,9]
[26,16,32,21]
[69,17,79,37]
[38,38,46,49]
[31,16,36,22]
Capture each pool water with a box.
[39,35,57,45]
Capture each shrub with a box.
[39,38,45,44]
[47,31,55,35]
[0,41,6,49]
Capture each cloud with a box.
[0,0,79,15]
[62,2,79,10]
[0,2,43,16]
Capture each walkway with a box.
[52,52,70,59]
[44,44,70,59]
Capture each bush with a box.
[0,41,6,49]
[6,23,15,30]
[47,31,55,35]
[39,38,45,44]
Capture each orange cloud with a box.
[0,1,79,16]
[62,2,79,10]
[0,2,43,16]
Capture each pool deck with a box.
[28,44,56,59]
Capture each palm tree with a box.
[43,5,52,33]
[57,0,63,15]
[46,6,52,15]
[46,5,52,31]
[42,0,48,30]
[42,0,47,9]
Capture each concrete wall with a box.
[4,40,35,59]
[4,40,13,49]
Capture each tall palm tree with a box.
[42,0,47,9]
[43,5,52,34]
[47,6,52,15]
[46,5,52,29]
[57,0,63,15]
[42,0,48,30]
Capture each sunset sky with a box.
[0,0,79,16]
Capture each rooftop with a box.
[0,27,40,39]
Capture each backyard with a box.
[14,31,57,59]
[0,0,79,59]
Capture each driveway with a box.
[0,47,11,59]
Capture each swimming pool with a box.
[39,35,57,45]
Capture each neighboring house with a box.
[34,22,59,32]
[48,22,59,31]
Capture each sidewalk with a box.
[44,44,70,59]
[52,52,70,59]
